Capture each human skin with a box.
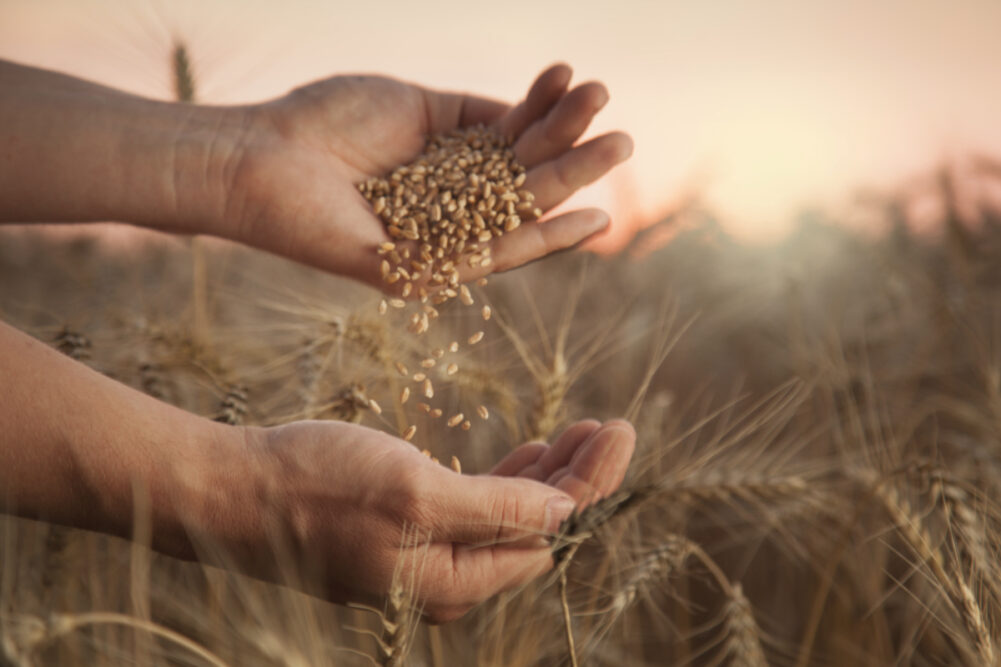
[0,59,636,622]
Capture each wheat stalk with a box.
[865,472,996,664]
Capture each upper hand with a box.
[224,64,633,288]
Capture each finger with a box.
[514,81,609,167]
[491,441,549,477]
[487,208,609,274]
[524,131,634,212]
[434,475,575,545]
[548,420,636,505]
[498,63,572,140]
[523,420,602,480]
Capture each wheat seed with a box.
[477,405,489,420]
[450,456,462,474]
[447,413,464,427]
[368,399,382,415]
[468,331,484,345]
[423,378,434,398]
[403,425,417,441]
[446,363,459,376]
[482,305,491,321]
[399,387,410,404]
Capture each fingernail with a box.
[544,496,577,534]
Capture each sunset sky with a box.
[3,0,1001,244]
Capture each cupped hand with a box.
[226,64,633,289]
[227,418,634,623]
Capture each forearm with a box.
[0,59,251,235]
[0,318,250,557]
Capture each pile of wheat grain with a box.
[356,124,535,448]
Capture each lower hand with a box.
[205,418,634,622]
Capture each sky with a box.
[3,0,1001,245]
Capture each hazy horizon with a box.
[3,0,1000,246]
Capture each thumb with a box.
[434,475,576,546]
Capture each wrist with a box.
[132,420,266,563]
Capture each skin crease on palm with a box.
[0,60,636,625]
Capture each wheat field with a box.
[2,163,1001,665]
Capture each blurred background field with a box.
[5,1,1001,665]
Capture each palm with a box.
[239,65,633,287]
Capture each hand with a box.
[225,64,633,288]
[215,418,634,623]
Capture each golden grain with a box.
[447,413,464,427]
[402,425,417,441]
[459,285,473,305]
[468,331,484,345]
[399,387,410,404]
[477,405,489,420]
[450,456,462,474]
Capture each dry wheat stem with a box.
[866,474,996,665]
[4,612,228,667]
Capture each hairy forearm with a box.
[0,59,251,235]
[0,319,252,557]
